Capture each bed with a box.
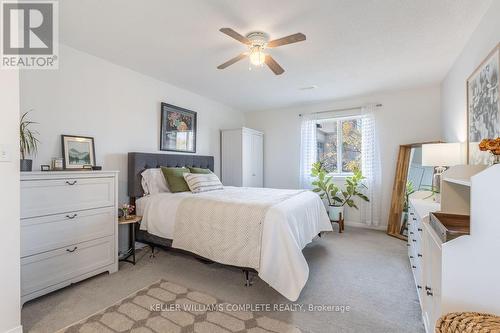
[128,152,332,301]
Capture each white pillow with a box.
[141,168,170,195]
[183,172,223,193]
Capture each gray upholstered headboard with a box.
[128,152,214,198]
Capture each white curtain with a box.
[360,105,382,226]
[299,115,317,189]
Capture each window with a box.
[316,117,362,175]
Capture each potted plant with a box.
[311,162,370,221]
[20,111,40,172]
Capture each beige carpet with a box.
[22,227,424,333]
[59,279,302,333]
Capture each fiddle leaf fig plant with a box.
[311,161,370,209]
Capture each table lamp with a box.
[422,143,463,193]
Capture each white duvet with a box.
[137,186,332,301]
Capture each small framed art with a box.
[61,135,96,169]
[160,103,197,153]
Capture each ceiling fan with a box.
[217,28,306,75]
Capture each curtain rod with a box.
[298,104,383,117]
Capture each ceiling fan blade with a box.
[219,28,251,45]
[265,55,285,75]
[217,53,248,69]
[267,33,306,48]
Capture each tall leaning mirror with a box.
[387,142,437,239]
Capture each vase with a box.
[492,154,500,165]
[328,206,344,222]
[20,159,33,172]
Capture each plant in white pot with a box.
[310,162,369,221]
[20,111,40,172]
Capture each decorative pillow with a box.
[188,166,212,174]
[184,172,223,193]
[141,168,170,195]
[161,167,190,193]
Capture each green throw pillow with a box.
[161,167,190,193]
[188,167,212,174]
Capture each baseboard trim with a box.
[4,325,23,333]
[344,221,387,231]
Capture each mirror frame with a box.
[386,141,440,240]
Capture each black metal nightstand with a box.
[118,215,142,265]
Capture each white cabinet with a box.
[20,171,119,304]
[221,127,263,187]
[409,165,500,333]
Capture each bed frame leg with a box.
[149,245,156,258]
[243,270,253,287]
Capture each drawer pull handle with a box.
[406,244,410,247]
[412,265,416,269]
[417,285,422,289]
[410,232,414,235]
[409,255,414,258]
[426,291,433,296]
[66,214,78,219]
[410,213,414,216]
[418,253,423,257]
[412,218,417,221]
[425,286,432,291]
[66,246,78,253]
[66,180,78,185]
[412,239,417,242]
[418,228,423,232]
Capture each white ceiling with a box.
[60,0,491,112]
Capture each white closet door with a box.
[251,133,263,187]
[242,131,253,187]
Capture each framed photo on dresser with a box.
[61,135,96,169]
[467,43,500,165]
[160,102,197,153]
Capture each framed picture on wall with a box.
[467,43,500,165]
[61,135,96,169]
[160,103,197,153]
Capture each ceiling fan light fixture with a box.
[249,46,265,66]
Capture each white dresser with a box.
[409,165,500,333]
[221,127,264,187]
[407,192,440,327]
[20,171,118,304]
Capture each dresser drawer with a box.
[21,207,115,258]
[21,177,115,218]
[21,236,114,297]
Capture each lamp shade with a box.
[422,143,463,167]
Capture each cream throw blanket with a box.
[172,187,305,269]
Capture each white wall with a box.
[441,1,500,142]
[244,85,441,226]
[0,71,22,332]
[20,44,244,203]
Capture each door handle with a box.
[66,213,78,219]
[66,180,78,185]
[66,246,78,253]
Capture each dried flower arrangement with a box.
[479,138,500,164]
